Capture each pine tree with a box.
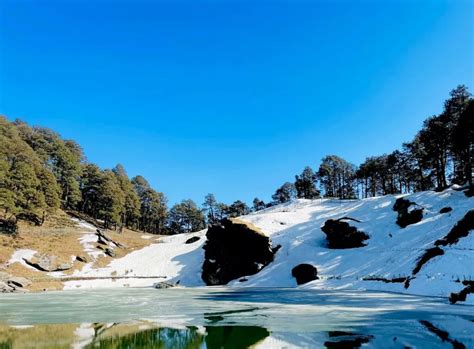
[318,156,356,199]
[202,193,218,225]
[131,176,167,234]
[97,170,125,229]
[252,197,266,211]
[226,200,251,217]
[113,164,141,229]
[167,199,205,234]
[294,166,319,199]
[272,182,296,204]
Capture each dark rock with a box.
[105,248,116,257]
[291,264,318,285]
[464,186,474,197]
[393,198,423,228]
[201,218,277,285]
[153,282,175,289]
[325,332,373,348]
[419,320,466,349]
[96,230,125,248]
[449,285,473,304]
[362,275,408,283]
[97,237,108,245]
[24,254,72,272]
[439,207,453,214]
[0,281,15,293]
[239,278,248,282]
[7,276,31,288]
[185,236,200,244]
[412,247,445,275]
[76,255,88,263]
[435,210,474,246]
[321,219,369,249]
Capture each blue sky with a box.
[0,0,473,206]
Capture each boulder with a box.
[202,218,277,285]
[7,276,31,288]
[185,236,200,244]
[0,281,14,293]
[321,218,369,249]
[291,264,318,285]
[393,198,423,228]
[96,230,125,248]
[76,255,88,263]
[97,237,108,245]
[105,248,116,257]
[153,282,175,289]
[439,207,453,214]
[24,254,72,272]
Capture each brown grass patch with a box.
[0,210,160,292]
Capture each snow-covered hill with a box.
[59,187,473,303]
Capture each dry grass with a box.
[0,324,78,349]
[229,217,266,236]
[0,210,159,292]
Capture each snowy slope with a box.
[63,187,474,302]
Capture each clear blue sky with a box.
[0,0,472,206]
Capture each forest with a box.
[0,85,472,235]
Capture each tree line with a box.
[267,85,473,204]
[1,85,472,234]
[0,117,258,233]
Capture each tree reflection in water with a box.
[84,325,269,349]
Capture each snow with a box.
[64,232,206,289]
[8,249,38,270]
[63,188,473,303]
[70,218,105,260]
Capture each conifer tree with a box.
[294,166,320,199]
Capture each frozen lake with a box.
[0,287,473,348]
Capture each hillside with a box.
[4,186,472,303]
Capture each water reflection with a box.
[0,288,473,348]
[0,323,270,349]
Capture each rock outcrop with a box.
[291,264,318,285]
[185,236,200,244]
[321,218,369,249]
[393,198,423,228]
[23,254,72,272]
[439,207,453,214]
[202,218,277,285]
[0,272,31,293]
[153,281,177,289]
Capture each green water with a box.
[0,287,473,348]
